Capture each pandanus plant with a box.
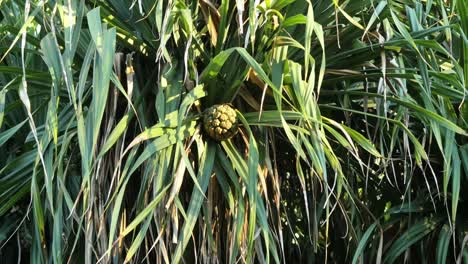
[0,0,467,263]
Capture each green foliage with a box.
[0,0,467,263]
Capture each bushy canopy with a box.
[0,0,467,263]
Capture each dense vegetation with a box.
[0,0,467,263]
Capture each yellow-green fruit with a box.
[203,104,238,141]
